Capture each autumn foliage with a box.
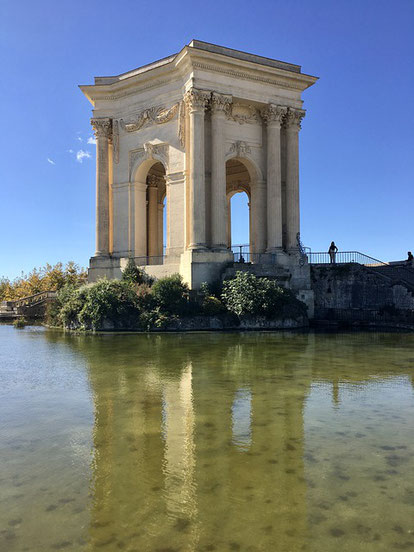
[0,262,87,301]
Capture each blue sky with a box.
[1,0,413,278]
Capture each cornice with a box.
[191,60,315,92]
[79,43,318,106]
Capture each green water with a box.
[1,326,414,552]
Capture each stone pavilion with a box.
[80,40,317,309]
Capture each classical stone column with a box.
[261,104,286,253]
[165,171,186,259]
[211,92,232,250]
[147,175,159,258]
[184,89,210,250]
[132,182,147,259]
[157,202,164,257]
[251,180,267,254]
[91,118,112,256]
[285,108,305,250]
[226,197,231,249]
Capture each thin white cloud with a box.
[87,136,97,145]
[77,136,83,142]
[76,150,91,163]
[68,149,74,154]
[47,158,56,165]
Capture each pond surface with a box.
[1,326,414,552]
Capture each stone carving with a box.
[229,141,251,157]
[128,142,169,180]
[211,92,232,114]
[147,174,164,187]
[227,102,259,124]
[144,142,168,160]
[284,108,306,130]
[91,118,112,138]
[178,100,186,148]
[121,103,179,132]
[183,88,210,112]
[112,120,119,164]
[129,149,145,178]
[261,104,287,125]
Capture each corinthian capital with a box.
[211,92,232,115]
[284,108,306,130]
[184,88,210,113]
[147,174,163,187]
[261,104,287,125]
[91,118,112,139]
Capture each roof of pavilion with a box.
[92,40,313,85]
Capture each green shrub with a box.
[139,307,176,331]
[151,274,189,314]
[221,271,307,319]
[202,296,226,316]
[55,279,140,330]
[13,317,27,328]
[122,258,154,286]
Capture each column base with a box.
[211,244,228,252]
[188,243,208,251]
[179,249,233,289]
[265,246,284,254]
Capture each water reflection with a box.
[232,389,252,451]
[5,329,413,552]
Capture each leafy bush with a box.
[122,258,154,286]
[199,280,222,299]
[202,296,226,316]
[13,317,27,328]
[151,274,189,314]
[56,279,140,330]
[139,307,176,331]
[221,271,307,319]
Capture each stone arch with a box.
[224,148,263,183]
[130,154,168,262]
[225,157,256,255]
[130,142,169,183]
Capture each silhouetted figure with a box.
[407,251,414,266]
[328,241,338,264]
[239,255,245,264]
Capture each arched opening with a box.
[146,162,166,264]
[226,159,252,261]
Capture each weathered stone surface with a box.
[311,264,414,327]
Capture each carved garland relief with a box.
[120,103,179,133]
[227,102,259,124]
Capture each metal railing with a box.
[13,290,57,308]
[231,245,278,264]
[233,251,278,264]
[307,251,387,266]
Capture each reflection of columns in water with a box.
[232,389,252,451]
[161,362,197,521]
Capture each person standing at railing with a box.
[328,241,338,264]
[406,251,414,267]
